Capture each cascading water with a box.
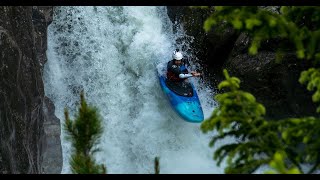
[44,6,225,174]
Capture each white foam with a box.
[44,6,225,174]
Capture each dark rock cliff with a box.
[0,6,62,174]
[167,6,239,89]
[224,33,317,119]
[166,6,317,119]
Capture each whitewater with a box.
[43,6,225,174]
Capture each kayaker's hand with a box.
[194,73,201,77]
[191,71,201,77]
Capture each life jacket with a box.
[167,63,188,82]
[167,71,181,82]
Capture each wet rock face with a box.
[225,33,317,119]
[41,96,62,174]
[32,6,53,73]
[167,6,212,63]
[0,6,62,174]
[166,6,239,88]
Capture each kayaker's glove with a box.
[179,73,193,79]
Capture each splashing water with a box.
[44,6,225,174]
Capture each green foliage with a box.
[70,153,106,174]
[278,117,320,174]
[299,68,320,112]
[64,91,106,174]
[201,70,320,174]
[200,6,320,174]
[265,151,301,174]
[202,6,320,61]
[201,69,277,174]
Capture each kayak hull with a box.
[158,75,204,123]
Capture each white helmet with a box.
[172,50,183,60]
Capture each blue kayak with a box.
[158,66,204,123]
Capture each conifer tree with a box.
[200,6,320,174]
[154,157,160,174]
[64,91,106,174]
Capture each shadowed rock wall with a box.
[0,6,62,174]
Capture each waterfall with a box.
[44,6,223,174]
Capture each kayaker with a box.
[166,49,201,82]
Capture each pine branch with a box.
[64,91,106,174]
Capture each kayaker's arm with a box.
[179,71,201,79]
[179,73,193,79]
